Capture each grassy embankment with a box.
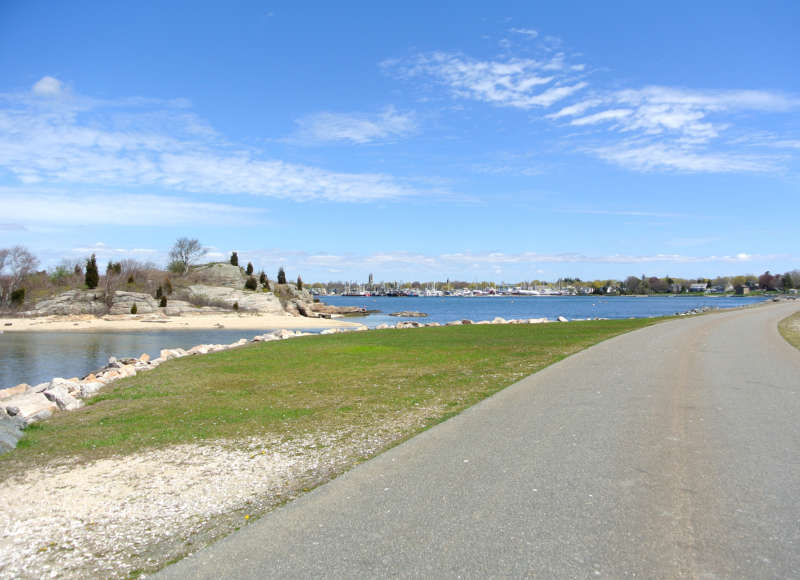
[3,319,658,472]
[778,311,800,350]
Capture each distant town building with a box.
[689,283,708,292]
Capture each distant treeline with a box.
[1,240,798,310]
[313,270,799,295]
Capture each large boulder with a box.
[2,392,58,423]
[43,385,82,411]
[31,290,109,316]
[185,285,286,315]
[0,384,28,400]
[0,414,25,455]
[186,263,247,288]
[109,291,159,315]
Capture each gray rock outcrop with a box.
[184,285,286,314]
[186,263,247,288]
[108,292,159,315]
[31,290,109,316]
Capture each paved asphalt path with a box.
[159,302,800,579]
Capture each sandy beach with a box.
[0,312,361,333]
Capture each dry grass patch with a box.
[778,311,800,350]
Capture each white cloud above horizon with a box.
[0,77,421,203]
[385,38,797,175]
[291,106,417,144]
[32,76,63,96]
[0,189,268,227]
[383,51,588,109]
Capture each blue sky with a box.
[1,1,798,282]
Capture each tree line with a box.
[1,238,797,309]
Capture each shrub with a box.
[232,301,239,312]
[130,303,138,314]
[246,262,254,275]
[244,276,258,291]
[127,275,135,284]
[230,252,239,266]
[10,288,25,306]
[296,275,303,290]
[277,266,286,285]
[85,254,99,289]
[259,271,266,285]
[156,286,163,299]
[167,260,186,274]
[163,277,173,294]
[159,296,167,307]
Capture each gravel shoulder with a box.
[0,416,433,578]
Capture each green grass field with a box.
[779,311,800,350]
[3,319,658,472]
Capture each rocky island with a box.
[0,263,365,333]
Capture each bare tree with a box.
[0,246,39,305]
[168,237,206,275]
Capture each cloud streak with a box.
[384,51,587,109]
[0,78,419,202]
[0,189,268,226]
[291,106,417,144]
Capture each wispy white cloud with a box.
[509,28,538,38]
[555,86,798,142]
[0,77,419,202]
[556,208,692,219]
[291,106,417,144]
[570,108,632,126]
[548,86,798,172]
[383,51,586,109]
[0,189,268,226]
[593,143,776,173]
[547,99,602,119]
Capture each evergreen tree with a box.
[245,276,258,290]
[130,303,138,314]
[10,288,25,306]
[259,271,266,285]
[85,254,99,289]
[159,296,167,307]
[277,266,287,285]
[230,252,239,266]
[163,277,173,294]
[156,286,163,299]
[246,262,254,275]
[296,275,303,290]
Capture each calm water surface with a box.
[1,295,764,390]
[0,328,302,390]
[324,294,765,327]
